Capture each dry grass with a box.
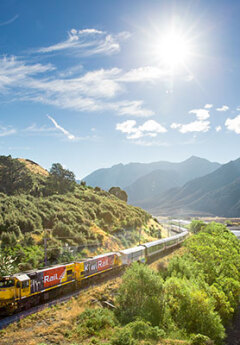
[18,158,49,177]
[0,278,122,345]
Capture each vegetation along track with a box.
[0,238,184,330]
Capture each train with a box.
[0,230,188,315]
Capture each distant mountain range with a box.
[150,158,240,217]
[82,156,240,217]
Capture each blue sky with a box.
[1,0,240,178]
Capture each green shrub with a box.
[126,320,165,340]
[116,263,163,326]
[191,334,214,345]
[1,232,17,247]
[76,308,117,338]
[111,327,136,345]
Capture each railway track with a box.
[0,243,182,331]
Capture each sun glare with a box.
[153,30,192,71]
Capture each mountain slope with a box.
[126,169,181,204]
[150,158,240,217]
[83,156,221,194]
[125,156,220,206]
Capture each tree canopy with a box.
[45,163,76,195]
[0,155,34,195]
[109,187,128,202]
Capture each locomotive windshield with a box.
[0,279,14,288]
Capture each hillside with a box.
[83,157,221,206]
[18,158,49,177]
[0,155,162,272]
[150,158,240,217]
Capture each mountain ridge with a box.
[83,156,221,191]
[150,157,240,217]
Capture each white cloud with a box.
[118,66,169,83]
[204,104,213,109]
[0,56,54,91]
[0,57,155,117]
[116,120,136,134]
[139,120,167,133]
[215,126,222,132]
[47,115,75,140]
[115,100,154,117]
[225,115,240,134]
[37,28,128,56]
[171,120,210,133]
[0,126,16,137]
[216,105,229,112]
[116,119,167,139]
[78,28,104,35]
[170,123,181,129]
[189,108,210,120]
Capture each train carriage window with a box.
[0,279,14,288]
[22,280,29,289]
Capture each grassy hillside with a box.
[0,156,162,272]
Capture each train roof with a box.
[141,231,188,248]
[13,273,30,281]
[141,237,168,248]
[84,252,119,261]
[119,245,145,255]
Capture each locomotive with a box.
[0,230,188,315]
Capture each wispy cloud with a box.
[37,28,129,56]
[0,56,156,117]
[215,126,222,132]
[24,124,57,134]
[0,126,16,137]
[216,105,229,112]
[0,14,19,26]
[225,115,240,134]
[47,115,75,140]
[116,119,167,139]
[118,66,169,83]
[0,56,54,91]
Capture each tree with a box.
[189,220,206,234]
[45,163,76,195]
[0,155,34,195]
[116,263,164,325]
[0,253,15,276]
[109,187,128,202]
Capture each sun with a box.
[153,29,192,71]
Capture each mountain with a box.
[125,156,221,205]
[126,169,180,204]
[83,156,221,194]
[150,158,240,217]
[82,162,176,190]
